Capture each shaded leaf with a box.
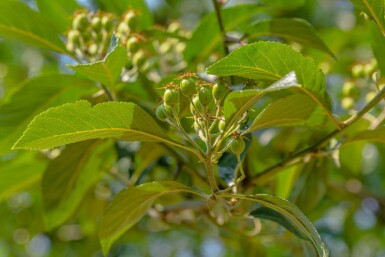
[344,126,385,144]
[43,140,115,230]
[0,0,67,53]
[36,0,80,32]
[251,206,309,240]
[184,4,262,63]
[207,42,338,128]
[350,0,385,34]
[0,153,47,201]
[0,75,97,154]
[99,181,205,255]
[370,23,385,77]
[220,193,329,257]
[13,101,193,154]
[248,93,318,132]
[245,18,334,57]
[68,36,127,87]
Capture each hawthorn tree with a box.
[1,0,385,256]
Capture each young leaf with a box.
[207,42,339,128]
[13,101,194,155]
[184,4,261,63]
[99,181,205,255]
[36,0,80,32]
[350,0,385,34]
[68,36,127,88]
[0,153,47,201]
[248,93,318,132]
[42,140,114,230]
[219,193,329,257]
[244,18,334,57]
[0,75,97,154]
[344,126,385,144]
[0,0,67,53]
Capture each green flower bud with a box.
[124,11,137,30]
[91,17,102,32]
[101,16,114,31]
[67,30,81,45]
[88,43,98,56]
[126,37,140,53]
[342,81,359,99]
[73,13,88,31]
[180,78,196,96]
[132,50,146,67]
[341,97,354,110]
[117,22,130,35]
[164,103,180,117]
[218,120,226,132]
[352,64,364,78]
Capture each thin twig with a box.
[212,0,229,56]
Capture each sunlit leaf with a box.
[350,0,385,34]
[99,181,205,255]
[13,101,193,154]
[0,0,67,53]
[207,42,339,128]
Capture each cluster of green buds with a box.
[342,58,383,110]
[156,73,247,159]
[66,11,114,61]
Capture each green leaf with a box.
[0,0,67,53]
[350,0,385,34]
[184,4,261,63]
[13,101,193,154]
[42,140,115,230]
[99,0,153,28]
[292,159,328,212]
[370,23,385,76]
[248,93,318,132]
[207,42,339,128]
[99,181,205,255]
[0,75,97,154]
[244,18,334,57]
[219,193,329,257]
[251,206,309,240]
[344,126,385,144]
[261,0,305,10]
[68,37,127,87]
[0,153,47,201]
[36,0,80,32]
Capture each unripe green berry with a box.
[156,104,168,121]
[342,81,359,99]
[126,37,140,53]
[218,120,226,131]
[91,17,102,32]
[231,138,245,155]
[163,89,180,106]
[73,13,88,31]
[132,50,146,67]
[190,95,204,114]
[180,78,196,96]
[198,87,213,106]
[212,82,227,102]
